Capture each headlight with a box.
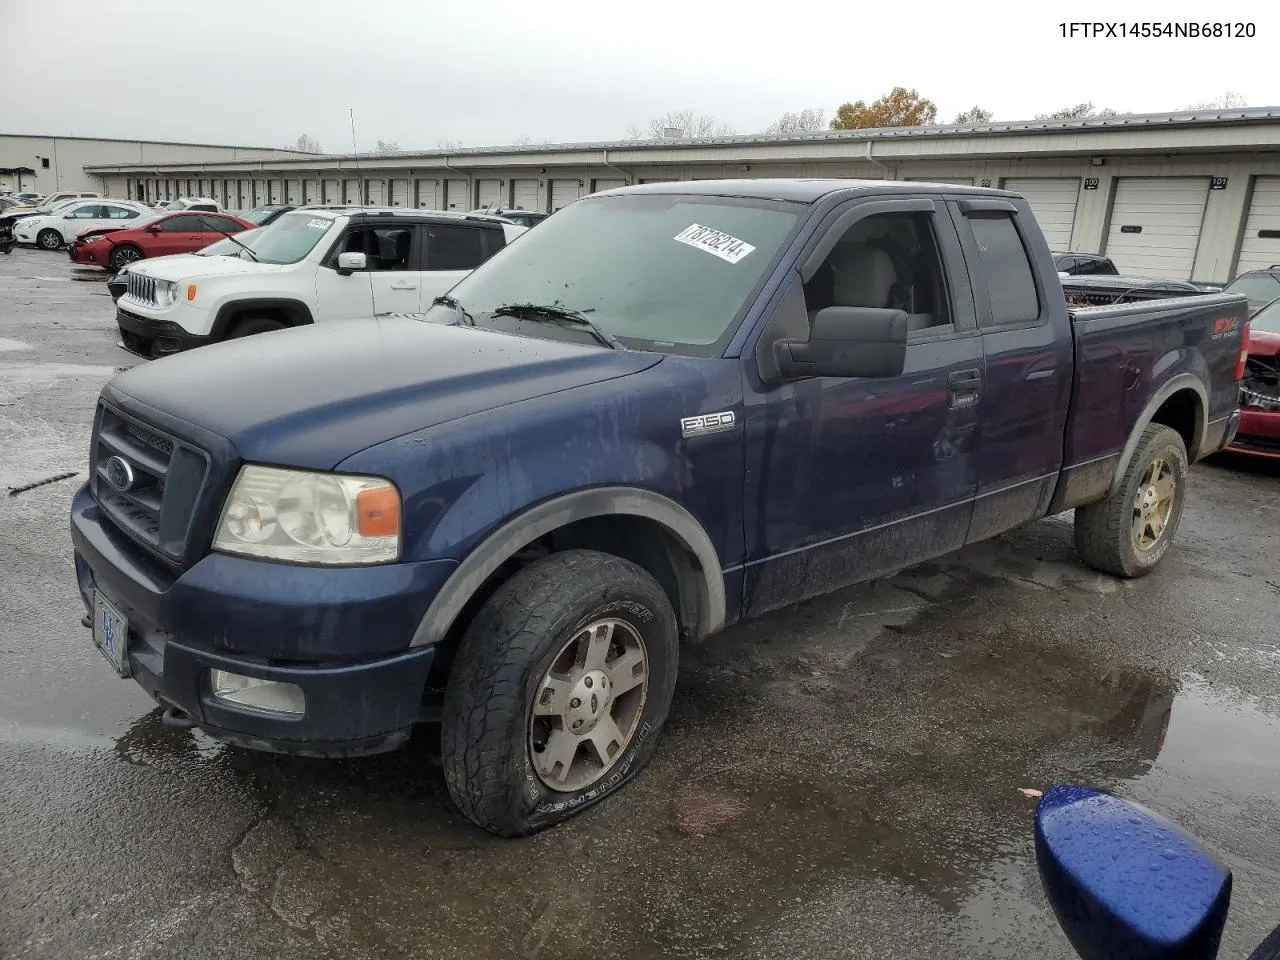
[213,465,401,564]
[153,279,181,308]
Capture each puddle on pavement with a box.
[85,575,1278,957]
[0,337,32,351]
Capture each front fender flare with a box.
[409,486,726,649]
[1108,372,1207,497]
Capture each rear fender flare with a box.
[409,487,726,649]
[1108,373,1207,497]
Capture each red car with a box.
[1233,300,1280,459]
[68,211,254,272]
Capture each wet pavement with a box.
[2,248,1279,959]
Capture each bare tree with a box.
[1184,90,1248,110]
[627,110,735,140]
[763,108,826,134]
[953,106,994,124]
[375,139,400,154]
[1034,102,1121,121]
[294,133,322,152]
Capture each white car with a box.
[163,197,222,212]
[115,207,527,357]
[15,198,154,250]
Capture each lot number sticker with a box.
[673,224,756,264]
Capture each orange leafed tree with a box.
[830,87,939,130]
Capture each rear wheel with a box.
[227,315,287,339]
[108,244,143,272]
[37,228,62,250]
[1074,424,1189,578]
[441,549,679,837]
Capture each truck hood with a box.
[105,314,664,469]
[128,253,290,281]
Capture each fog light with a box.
[209,669,305,715]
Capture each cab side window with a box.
[334,226,414,271]
[802,212,954,336]
[966,213,1040,326]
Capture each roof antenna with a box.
[349,107,365,207]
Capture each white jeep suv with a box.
[114,208,526,357]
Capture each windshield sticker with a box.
[306,218,331,230]
[673,223,756,264]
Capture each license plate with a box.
[93,591,131,677]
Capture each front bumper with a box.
[1229,406,1280,459]
[70,483,457,756]
[117,305,212,358]
[69,243,105,265]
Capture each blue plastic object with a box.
[1035,786,1232,960]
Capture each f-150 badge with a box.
[681,411,736,437]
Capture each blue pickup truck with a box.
[70,179,1249,836]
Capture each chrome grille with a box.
[91,403,209,562]
[126,273,158,306]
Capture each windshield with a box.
[439,194,801,355]
[198,226,263,256]
[1224,272,1280,310]
[214,212,333,264]
[241,207,283,225]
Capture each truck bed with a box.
[1052,292,1249,511]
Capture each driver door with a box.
[313,224,375,322]
[150,214,205,257]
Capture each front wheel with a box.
[1074,424,1189,578]
[109,244,143,272]
[36,229,62,250]
[441,549,679,837]
[227,315,287,339]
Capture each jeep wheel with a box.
[441,549,679,837]
[37,228,62,250]
[109,244,143,272]
[227,315,287,339]
[1074,424,1188,578]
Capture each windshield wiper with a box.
[490,302,625,350]
[431,294,475,326]
[195,216,259,262]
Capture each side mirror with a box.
[775,306,907,380]
[336,251,367,275]
[1035,786,1231,960]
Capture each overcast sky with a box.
[3,0,1276,151]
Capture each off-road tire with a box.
[441,549,679,837]
[1074,424,1188,578]
[227,315,287,339]
[108,244,143,272]
[37,229,62,250]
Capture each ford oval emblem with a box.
[104,455,136,493]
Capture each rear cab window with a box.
[958,207,1042,327]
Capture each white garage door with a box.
[592,178,625,193]
[1104,177,1210,280]
[476,179,502,210]
[551,180,581,211]
[1236,177,1280,276]
[303,179,321,203]
[415,179,438,208]
[285,179,302,204]
[510,178,538,211]
[389,179,410,207]
[267,180,282,204]
[1003,177,1081,252]
[343,179,361,204]
[445,179,468,210]
[906,177,974,185]
[366,179,386,205]
[322,179,339,203]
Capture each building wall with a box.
[0,136,312,195]
[85,142,1280,283]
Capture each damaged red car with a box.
[68,211,254,273]
[1234,298,1280,458]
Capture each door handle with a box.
[390,282,417,290]
[948,368,981,408]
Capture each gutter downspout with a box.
[602,149,632,185]
[865,140,895,180]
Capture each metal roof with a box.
[274,107,1280,160]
